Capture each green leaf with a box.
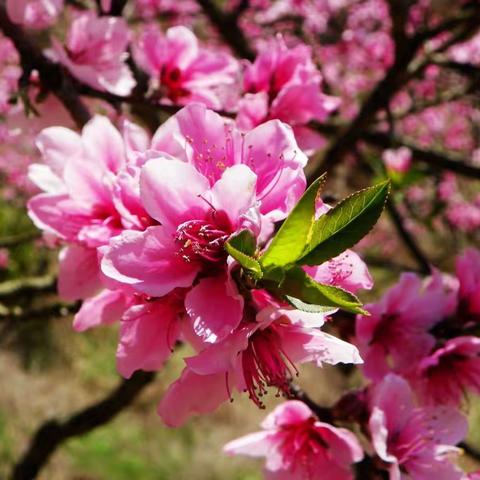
[260,174,327,269]
[227,229,256,256]
[299,180,390,266]
[278,267,367,315]
[225,231,262,278]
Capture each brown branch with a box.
[0,275,56,299]
[10,371,156,480]
[196,0,255,60]
[289,384,333,423]
[364,131,480,180]
[386,199,432,275]
[0,5,91,128]
[0,231,41,248]
[309,122,480,181]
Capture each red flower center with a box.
[174,210,232,264]
[160,66,190,102]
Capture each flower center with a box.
[174,211,232,264]
[241,327,297,408]
[160,66,190,102]
[279,419,330,471]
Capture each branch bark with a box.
[386,199,432,275]
[10,371,156,480]
[196,0,255,60]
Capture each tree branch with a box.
[11,371,156,480]
[196,0,255,60]
[364,131,480,180]
[0,232,41,248]
[386,199,432,275]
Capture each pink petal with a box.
[28,193,92,240]
[35,126,82,176]
[306,250,373,294]
[224,431,274,457]
[261,400,312,429]
[281,327,363,367]
[185,325,253,375]
[82,115,126,173]
[101,226,199,297]
[140,157,209,229]
[242,120,307,220]
[151,103,239,183]
[117,299,180,378]
[208,164,257,228]
[158,368,230,427]
[58,245,102,301]
[185,273,244,343]
[73,289,129,332]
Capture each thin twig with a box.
[196,0,255,60]
[0,232,41,248]
[0,275,56,298]
[386,199,432,275]
[289,384,333,423]
[10,371,156,480]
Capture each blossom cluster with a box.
[27,102,373,428]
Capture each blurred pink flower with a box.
[456,248,480,320]
[369,374,467,480]
[133,25,237,108]
[28,115,152,300]
[408,336,480,406]
[224,400,364,480]
[47,12,135,96]
[382,147,412,174]
[6,0,63,29]
[238,36,339,153]
[0,249,9,269]
[356,271,457,381]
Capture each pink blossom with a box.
[133,25,237,108]
[449,32,480,65]
[133,0,198,20]
[306,249,373,294]
[28,115,152,300]
[0,249,9,269]
[382,147,412,174]
[356,271,458,381]
[408,336,480,406]
[238,36,339,153]
[158,290,362,426]
[369,374,467,480]
[224,400,364,480]
[149,103,307,226]
[0,34,21,115]
[47,12,135,96]
[466,472,480,480]
[101,158,258,299]
[6,0,63,29]
[456,248,480,320]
